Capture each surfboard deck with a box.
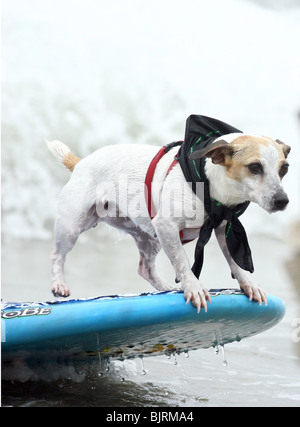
[1,289,285,362]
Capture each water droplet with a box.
[173,353,178,365]
[221,345,228,367]
[140,356,147,375]
[96,333,103,374]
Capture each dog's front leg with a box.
[214,223,267,305]
[152,216,211,312]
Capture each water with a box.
[2,0,300,407]
[2,0,300,241]
[220,346,228,368]
[2,236,300,406]
[140,357,147,376]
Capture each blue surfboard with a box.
[1,290,285,363]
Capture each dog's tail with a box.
[45,139,81,172]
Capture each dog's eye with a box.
[279,163,289,178]
[248,163,263,175]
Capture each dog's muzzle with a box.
[272,191,289,212]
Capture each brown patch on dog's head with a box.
[190,135,290,182]
[223,136,270,181]
[275,139,291,159]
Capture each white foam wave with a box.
[2,0,300,239]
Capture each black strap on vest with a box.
[176,115,254,278]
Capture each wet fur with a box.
[47,134,290,312]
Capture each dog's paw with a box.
[183,280,211,313]
[240,282,267,306]
[52,283,71,298]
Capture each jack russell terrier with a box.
[46,115,290,312]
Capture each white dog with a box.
[46,116,290,312]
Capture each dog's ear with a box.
[275,139,291,158]
[189,140,234,165]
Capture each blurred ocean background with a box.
[2,0,300,407]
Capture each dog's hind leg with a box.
[101,214,176,291]
[131,229,178,292]
[51,188,100,297]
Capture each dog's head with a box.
[190,135,291,213]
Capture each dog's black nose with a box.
[273,195,289,211]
